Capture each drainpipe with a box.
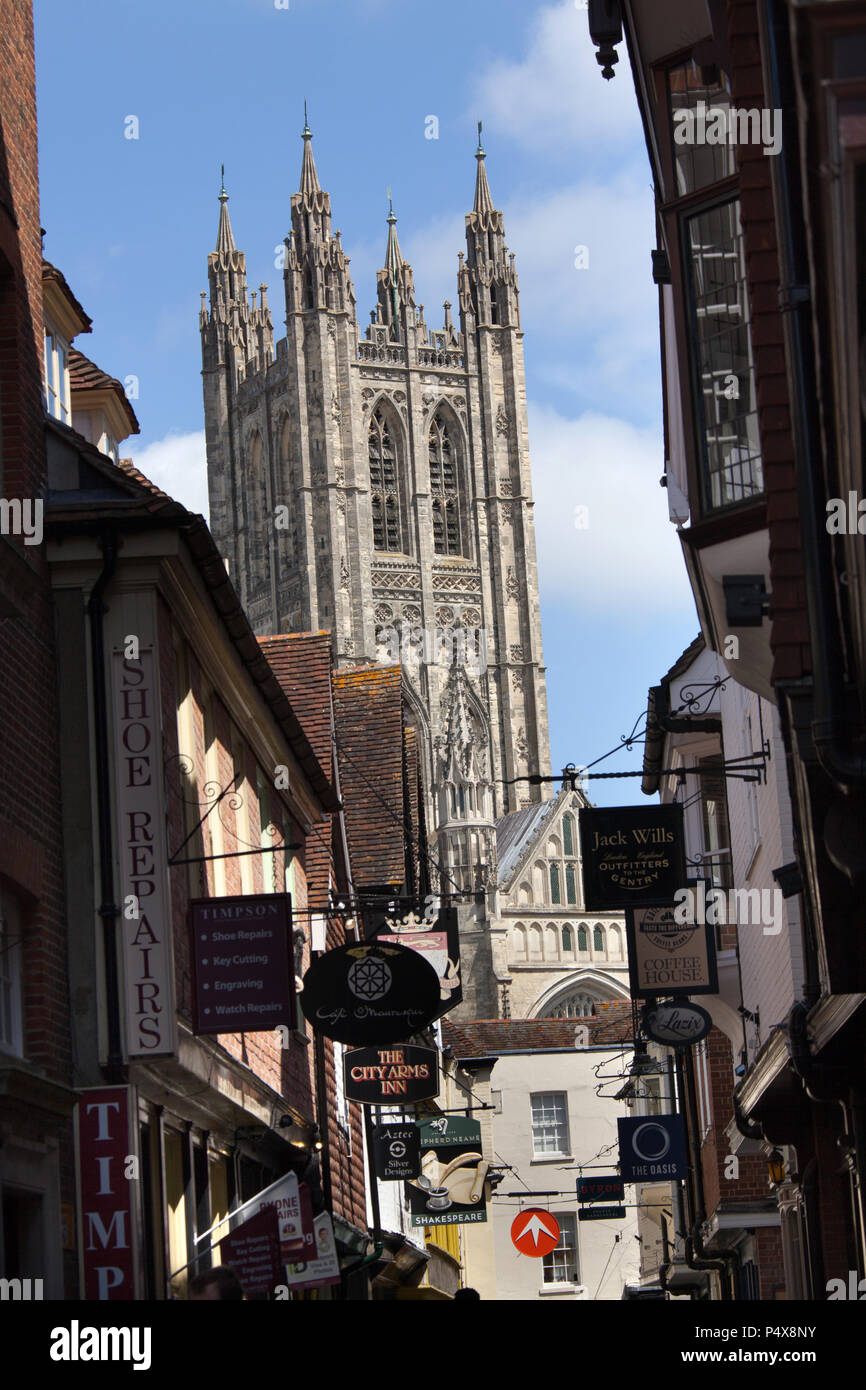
[678,1052,737,1299]
[87,529,124,1083]
[762,0,866,792]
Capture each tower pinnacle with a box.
[299,105,321,198]
[474,121,495,215]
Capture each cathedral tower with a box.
[200,123,552,886]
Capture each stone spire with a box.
[473,122,495,216]
[215,165,237,265]
[299,103,321,198]
[460,126,519,329]
[286,112,356,316]
[374,192,415,340]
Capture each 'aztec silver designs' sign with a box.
[111,652,175,1056]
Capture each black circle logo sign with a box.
[299,942,441,1044]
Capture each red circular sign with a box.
[510,1208,560,1258]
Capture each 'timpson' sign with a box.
[75,1087,139,1300]
[112,652,175,1057]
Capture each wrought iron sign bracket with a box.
[166,755,301,868]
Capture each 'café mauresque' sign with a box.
[579,805,685,910]
[299,941,441,1044]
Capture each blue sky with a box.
[34,0,698,805]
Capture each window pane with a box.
[667,60,735,197]
[562,815,574,856]
[542,1213,579,1284]
[565,864,576,904]
[531,1093,569,1155]
[550,863,561,904]
[684,199,763,512]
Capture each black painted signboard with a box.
[373,1123,421,1181]
[299,940,440,1044]
[344,1044,439,1104]
[579,805,686,909]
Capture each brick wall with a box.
[726,0,810,685]
[0,0,77,1296]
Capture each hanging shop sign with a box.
[237,1169,315,1261]
[75,1086,142,1300]
[406,1116,488,1226]
[373,1123,422,1181]
[577,1175,625,1204]
[510,1208,560,1258]
[626,894,718,999]
[344,1043,439,1105]
[578,1205,627,1222]
[368,904,462,1019]
[190,893,295,1036]
[299,941,441,1045]
[283,1211,341,1291]
[579,804,685,910]
[641,1000,713,1048]
[111,651,176,1057]
[618,1114,688,1183]
[219,1206,282,1296]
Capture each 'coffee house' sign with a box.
[579,805,685,910]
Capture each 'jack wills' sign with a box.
[112,651,176,1057]
[579,805,685,909]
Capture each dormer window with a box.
[44,328,70,423]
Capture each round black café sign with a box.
[299,941,441,1045]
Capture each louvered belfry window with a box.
[429,413,463,556]
[369,406,402,552]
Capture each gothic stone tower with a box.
[200,123,552,888]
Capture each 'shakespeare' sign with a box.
[190,894,295,1035]
[618,1114,688,1183]
[75,1086,141,1300]
[406,1116,489,1227]
[299,941,441,1044]
[344,1044,439,1105]
[579,805,685,909]
[112,652,176,1057]
[626,897,718,998]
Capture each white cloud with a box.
[127,430,209,519]
[402,176,658,412]
[471,1,642,160]
[527,402,696,618]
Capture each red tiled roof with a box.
[69,348,140,434]
[442,1006,634,1056]
[332,664,406,890]
[116,457,171,500]
[258,634,335,791]
[42,259,92,333]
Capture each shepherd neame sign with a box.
[579,805,685,910]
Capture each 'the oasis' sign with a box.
[579,805,685,909]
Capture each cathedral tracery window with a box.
[369,405,404,553]
[429,412,465,557]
